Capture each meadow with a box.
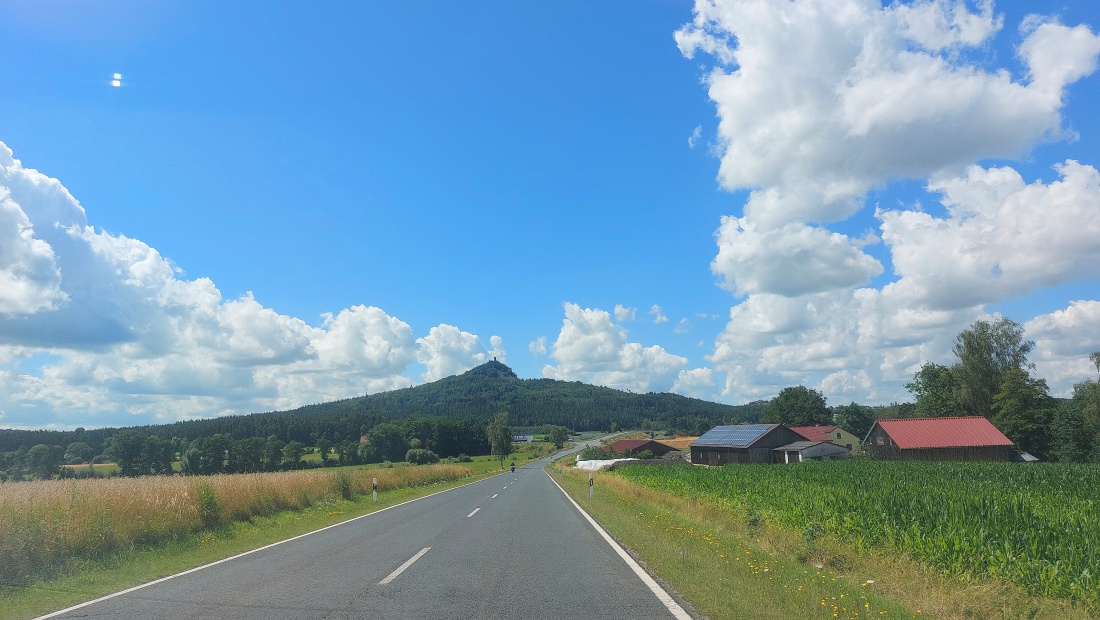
[612,460,1100,615]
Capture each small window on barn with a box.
[836,432,842,439]
[876,436,884,445]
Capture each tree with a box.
[762,386,831,426]
[25,444,63,479]
[549,426,569,450]
[905,362,962,417]
[365,423,408,463]
[281,440,307,469]
[952,318,1034,418]
[64,442,94,465]
[487,412,513,470]
[107,430,148,477]
[991,368,1054,459]
[315,438,333,466]
[832,402,875,439]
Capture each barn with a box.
[606,439,676,457]
[863,416,1014,461]
[690,424,806,465]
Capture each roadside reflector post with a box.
[589,472,594,499]
[372,477,378,503]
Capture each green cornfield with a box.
[614,461,1099,612]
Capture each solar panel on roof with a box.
[692,424,774,447]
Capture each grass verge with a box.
[549,460,1094,620]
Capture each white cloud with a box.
[1024,300,1100,397]
[677,1,1098,229]
[614,304,636,322]
[712,217,883,296]
[880,160,1100,309]
[649,304,669,324]
[529,336,547,355]
[488,335,506,361]
[688,125,702,149]
[543,303,688,393]
[674,318,691,334]
[671,367,715,399]
[415,324,487,381]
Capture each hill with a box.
[0,361,763,453]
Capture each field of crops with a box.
[0,463,470,589]
[614,461,1100,613]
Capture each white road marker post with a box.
[372,477,378,504]
[589,471,594,499]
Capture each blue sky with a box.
[2,0,1099,430]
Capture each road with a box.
[40,453,692,619]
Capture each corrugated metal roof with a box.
[874,416,1013,449]
[691,424,777,447]
[790,425,839,442]
[611,439,650,452]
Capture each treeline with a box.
[0,416,489,481]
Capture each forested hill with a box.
[0,361,763,452]
[289,359,758,431]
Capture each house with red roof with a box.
[790,425,861,451]
[864,416,1014,461]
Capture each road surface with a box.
[40,453,692,619]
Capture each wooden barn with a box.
[690,424,806,465]
[606,439,676,457]
[790,425,861,451]
[864,416,1014,461]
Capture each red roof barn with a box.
[864,416,1014,461]
[605,439,675,457]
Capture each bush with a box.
[196,480,221,529]
[456,453,472,463]
[405,449,440,465]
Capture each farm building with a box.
[690,424,806,465]
[790,425,861,451]
[606,439,676,457]
[864,416,1014,461]
[773,440,850,463]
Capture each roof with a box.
[691,425,778,448]
[872,416,1013,449]
[774,440,849,453]
[790,425,840,442]
[610,439,650,452]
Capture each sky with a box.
[1,0,1099,431]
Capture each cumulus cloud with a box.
[415,324,490,382]
[712,217,883,297]
[1024,300,1100,396]
[679,0,1100,299]
[671,367,715,399]
[880,160,1100,309]
[0,140,504,427]
[543,303,688,393]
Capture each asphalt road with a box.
[40,453,692,620]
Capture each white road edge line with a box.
[546,470,693,620]
[32,482,477,620]
[466,507,480,518]
[378,547,431,585]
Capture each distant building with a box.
[690,424,806,465]
[864,416,1014,461]
[790,425,861,451]
[605,439,676,457]
[773,440,850,463]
